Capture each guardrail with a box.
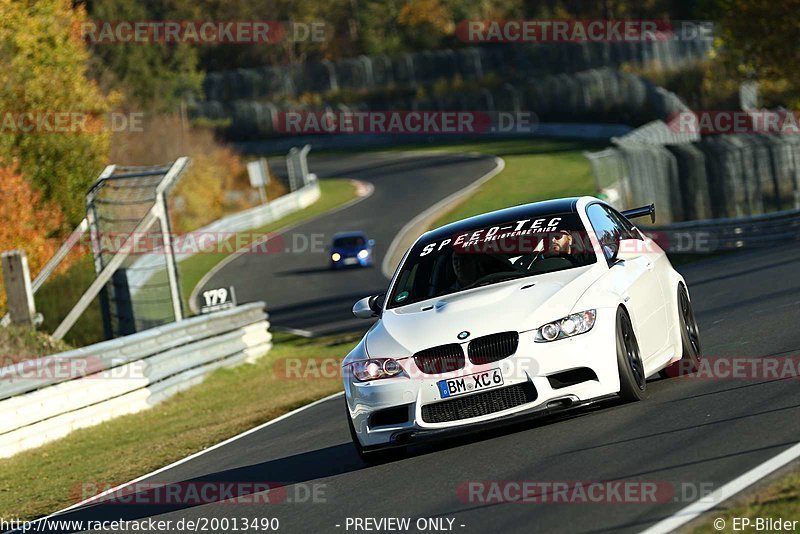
[0,302,271,458]
[644,208,800,253]
[190,178,320,239]
[126,179,320,300]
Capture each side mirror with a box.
[352,293,385,319]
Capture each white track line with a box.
[639,441,800,534]
[32,392,344,523]
[381,155,505,278]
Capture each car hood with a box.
[366,264,601,358]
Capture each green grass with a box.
[692,467,800,533]
[421,139,606,227]
[0,332,357,521]
[36,256,105,347]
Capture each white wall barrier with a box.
[0,302,271,458]
[127,179,321,297]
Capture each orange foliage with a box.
[0,163,69,310]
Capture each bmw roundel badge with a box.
[457,331,470,340]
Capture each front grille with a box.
[468,331,519,365]
[421,382,537,423]
[414,344,465,374]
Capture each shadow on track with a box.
[45,399,628,533]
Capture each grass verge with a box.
[0,332,356,521]
[422,139,606,228]
[691,465,800,533]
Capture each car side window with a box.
[587,204,630,263]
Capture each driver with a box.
[545,229,574,257]
[542,229,589,266]
[450,252,480,288]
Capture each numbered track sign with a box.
[199,286,237,314]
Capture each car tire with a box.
[345,399,406,464]
[660,284,702,378]
[616,306,647,402]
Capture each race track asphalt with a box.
[197,151,499,336]
[21,152,800,534]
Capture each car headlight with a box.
[350,359,403,381]
[331,252,341,261]
[357,249,369,259]
[535,310,596,342]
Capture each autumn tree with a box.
[83,0,204,112]
[0,0,112,225]
[0,163,67,311]
[715,0,800,86]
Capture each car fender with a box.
[665,266,690,360]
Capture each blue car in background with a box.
[329,231,375,269]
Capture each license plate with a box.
[437,368,503,399]
[343,257,358,265]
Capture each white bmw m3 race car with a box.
[343,196,702,462]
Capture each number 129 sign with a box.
[199,286,236,314]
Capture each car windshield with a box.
[387,212,596,308]
[333,236,366,248]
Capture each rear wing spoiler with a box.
[621,203,656,223]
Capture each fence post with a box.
[286,147,299,192]
[1,250,36,327]
[299,144,312,187]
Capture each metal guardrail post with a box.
[299,144,312,187]
[0,217,90,328]
[86,165,117,339]
[155,194,184,322]
[1,251,36,327]
[286,145,312,191]
[286,147,299,192]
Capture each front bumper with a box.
[330,253,372,268]
[344,309,621,448]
